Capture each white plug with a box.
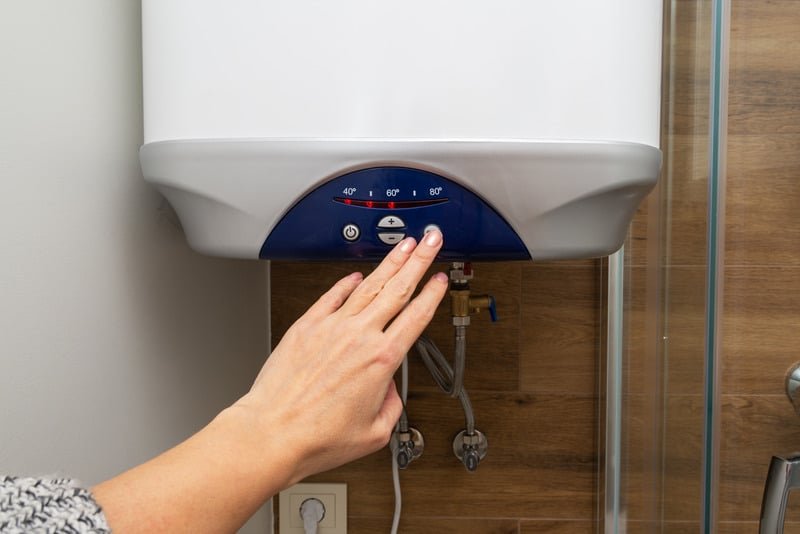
[278,482,346,534]
[299,498,325,534]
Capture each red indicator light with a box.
[333,197,448,208]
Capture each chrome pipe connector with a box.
[785,362,800,417]
[391,427,424,469]
[453,429,488,472]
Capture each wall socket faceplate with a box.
[278,483,347,534]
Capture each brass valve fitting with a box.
[468,294,494,316]
[448,262,497,325]
[450,288,472,318]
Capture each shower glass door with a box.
[601,0,728,531]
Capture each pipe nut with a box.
[452,316,471,327]
[463,433,482,446]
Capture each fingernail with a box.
[399,237,416,253]
[423,229,442,246]
[433,272,448,283]
[349,271,364,281]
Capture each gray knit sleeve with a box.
[0,476,110,533]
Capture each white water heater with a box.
[140,1,662,261]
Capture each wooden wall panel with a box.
[418,262,522,393]
[519,261,600,395]
[519,520,595,533]
[718,523,800,534]
[722,267,800,394]
[661,395,704,522]
[350,517,519,534]
[718,0,800,526]
[725,136,800,267]
[719,396,800,521]
[271,260,602,531]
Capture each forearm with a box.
[93,405,294,534]
[91,231,446,532]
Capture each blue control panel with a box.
[260,167,530,261]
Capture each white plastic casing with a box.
[143,0,662,146]
[140,1,663,261]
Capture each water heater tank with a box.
[140,0,662,262]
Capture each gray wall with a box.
[0,1,271,531]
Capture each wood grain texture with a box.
[624,266,659,398]
[519,261,601,395]
[656,267,706,396]
[271,258,601,526]
[415,262,522,393]
[270,261,369,345]
[718,522,800,534]
[725,135,800,267]
[728,0,800,137]
[663,0,712,137]
[660,0,713,269]
[613,394,665,522]
[303,392,597,519]
[610,392,703,523]
[626,194,656,269]
[660,134,711,268]
[725,0,800,265]
[787,491,800,525]
[661,395,704,522]
[719,395,800,521]
[658,522,699,534]
[722,267,800,395]
[606,1,714,523]
[714,0,800,529]
[623,522,675,534]
[620,265,705,398]
[617,23,710,531]
[350,516,520,534]
[271,261,523,392]
[518,520,594,533]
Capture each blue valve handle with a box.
[488,296,498,322]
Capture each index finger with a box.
[337,236,418,317]
[359,229,444,328]
[385,271,449,348]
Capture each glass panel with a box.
[603,0,720,531]
[717,0,800,531]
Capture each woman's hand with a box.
[93,230,447,533]
[237,229,448,484]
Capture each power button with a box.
[342,223,360,242]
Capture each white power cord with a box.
[390,450,401,534]
[300,498,325,534]
[390,355,409,534]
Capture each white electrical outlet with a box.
[278,483,347,534]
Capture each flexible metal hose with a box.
[414,334,475,435]
[415,326,466,398]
